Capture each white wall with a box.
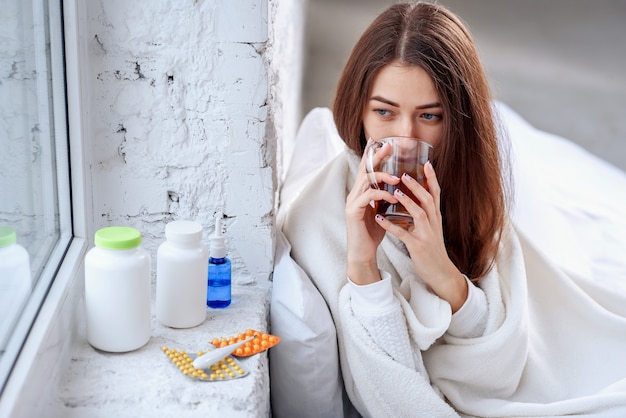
[84,0,279,285]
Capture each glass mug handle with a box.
[365,140,383,190]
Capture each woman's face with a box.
[362,62,443,147]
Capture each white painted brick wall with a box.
[83,0,303,287]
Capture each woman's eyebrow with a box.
[416,101,442,110]
[369,95,398,107]
[369,95,441,110]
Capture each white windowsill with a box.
[0,238,87,417]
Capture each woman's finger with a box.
[374,212,414,241]
[398,173,437,223]
[348,188,399,213]
[424,161,441,211]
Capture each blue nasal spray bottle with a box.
[207,212,231,308]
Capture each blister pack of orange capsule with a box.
[210,329,281,357]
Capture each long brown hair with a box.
[333,2,508,280]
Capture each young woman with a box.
[279,2,626,417]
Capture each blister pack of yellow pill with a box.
[162,346,248,381]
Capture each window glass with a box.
[0,0,70,393]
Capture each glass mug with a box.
[366,136,433,229]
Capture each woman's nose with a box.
[398,117,419,138]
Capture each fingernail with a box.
[425,161,433,170]
[402,173,413,181]
[391,175,400,180]
[395,189,405,197]
[375,214,385,222]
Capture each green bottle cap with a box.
[94,226,142,250]
[0,226,17,248]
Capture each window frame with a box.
[0,0,90,406]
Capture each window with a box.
[0,0,71,394]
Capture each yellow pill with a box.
[201,373,208,379]
[237,369,244,375]
[197,351,204,356]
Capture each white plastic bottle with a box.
[84,226,151,352]
[156,220,208,328]
[0,226,32,351]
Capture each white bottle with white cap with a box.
[156,220,208,328]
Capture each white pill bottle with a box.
[156,220,208,328]
[0,226,32,351]
[84,226,151,352]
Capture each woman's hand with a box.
[345,142,399,285]
[374,162,468,312]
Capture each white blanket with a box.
[281,106,626,417]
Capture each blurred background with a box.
[302,0,626,171]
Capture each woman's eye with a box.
[422,113,441,121]
[375,109,391,117]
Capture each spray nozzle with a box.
[210,212,226,259]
